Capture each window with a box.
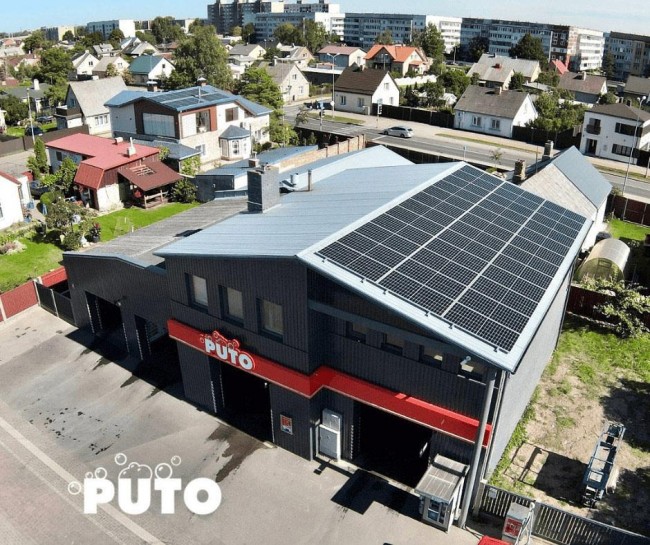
[382,333,404,355]
[143,112,175,137]
[225,107,238,122]
[472,115,482,127]
[339,95,346,105]
[357,97,365,108]
[195,144,206,156]
[232,139,240,156]
[420,345,444,365]
[188,274,208,308]
[347,322,368,343]
[56,151,63,161]
[196,110,210,132]
[614,122,639,136]
[259,299,283,338]
[222,286,244,323]
[612,143,635,157]
[490,118,501,130]
[384,82,389,90]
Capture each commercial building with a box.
[63,145,594,528]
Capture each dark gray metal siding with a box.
[194,174,236,202]
[311,390,357,460]
[269,385,312,460]
[486,271,572,474]
[177,343,217,413]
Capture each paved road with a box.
[0,308,497,545]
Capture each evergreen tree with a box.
[510,33,547,67]
[27,138,49,179]
[467,36,489,62]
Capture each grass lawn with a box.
[5,122,57,137]
[0,202,198,292]
[608,217,649,241]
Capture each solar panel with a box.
[315,166,587,353]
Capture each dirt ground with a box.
[497,323,650,538]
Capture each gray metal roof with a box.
[220,125,251,140]
[415,455,468,501]
[199,146,319,177]
[69,77,127,117]
[455,86,531,119]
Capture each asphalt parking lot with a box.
[0,308,485,545]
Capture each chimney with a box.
[32,79,40,90]
[126,137,137,157]
[513,159,526,184]
[146,80,158,92]
[248,156,260,168]
[196,76,207,87]
[579,71,587,80]
[542,140,554,161]
[247,165,280,212]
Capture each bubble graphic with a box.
[155,463,173,479]
[94,467,107,479]
[68,481,82,495]
[171,455,181,467]
[85,472,93,479]
[118,462,153,480]
[114,452,128,466]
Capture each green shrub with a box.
[61,231,82,251]
[172,179,197,203]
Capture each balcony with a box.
[585,124,601,135]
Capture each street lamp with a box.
[26,89,35,145]
[326,53,340,119]
[622,95,646,219]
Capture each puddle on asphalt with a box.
[208,426,263,483]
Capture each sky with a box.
[3,0,649,36]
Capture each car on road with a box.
[383,126,414,138]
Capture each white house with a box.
[265,62,310,104]
[317,45,366,68]
[333,68,399,115]
[580,102,650,163]
[70,50,100,80]
[0,171,29,230]
[128,56,175,86]
[454,86,537,138]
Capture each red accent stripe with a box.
[168,319,491,447]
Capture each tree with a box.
[303,20,328,53]
[467,36,489,62]
[438,68,471,98]
[22,30,49,53]
[529,89,586,131]
[537,70,559,87]
[105,62,119,78]
[27,138,49,179]
[62,30,75,42]
[412,23,445,64]
[599,91,618,105]
[510,71,526,90]
[273,23,304,46]
[421,81,445,107]
[235,67,283,110]
[375,29,393,45]
[135,31,157,46]
[269,113,298,146]
[231,26,242,37]
[45,156,77,193]
[172,179,197,202]
[44,83,68,107]
[37,47,73,86]
[151,16,184,44]
[108,28,125,49]
[510,33,547,68]
[0,94,28,124]
[601,52,615,79]
[167,25,233,90]
[242,23,256,44]
[180,156,201,177]
[81,31,105,47]
[188,19,205,33]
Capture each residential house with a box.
[317,45,366,68]
[365,45,429,76]
[92,56,129,79]
[558,71,607,105]
[46,134,182,211]
[69,51,100,80]
[1,80,51,114]
[276,45,314,69]
[128,56,175,86]
[512,146,611,250]
[623,75,650,103]
[550,59,569,75]
[265,62,310,104]
[333,67,399,114]
[229,44,266,61]
[580,102,650,163]
[454,85,537,138]
[92,44,117,58]
[106,84,272,166]
[123,41,159,58]
[0,170,30,230]
[468,54,541,90]
[55,77,126,136]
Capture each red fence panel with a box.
[40,266,67,288]
[0,281,38,319]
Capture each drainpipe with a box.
[459,366,497,529]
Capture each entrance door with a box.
[220,362,272,442]
[586,138,597,155]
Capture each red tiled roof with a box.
[119,160,182,191]
[551,59,568,75]
[366,44,425,63]
[74,163,106,190]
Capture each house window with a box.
[259,299,283,338]
[382,333,404,355]
[188,274,208,308]
[357,97,365,108]
[615,122,638,136]
[232,139,240,155]
[196,110,210,133]
[472,115,482,127]
[384,82,389,90]
[612,143,636,157]
[221,286,244,323]
[420,345,444,365]
[143,112,175,137]
[225,107,238,122]
[339,95,346,105]
[491,119,501,130]
[56,151,63,161]
[195,144,206,156]
[346,322,368,343]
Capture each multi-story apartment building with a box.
[565,27,605,72]
[42,25,75,42]
[343,13,428,49]
[86,19,136,39]
[605,32,650,80]
[245,7,344,42]
[424,16,462,54]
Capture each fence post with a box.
[0,295,6,322]
[472,480,486,517]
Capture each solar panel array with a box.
[316,165,586,353]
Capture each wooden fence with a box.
[566,284,650,328]
[476,483,650,545]
[609,194,650,226]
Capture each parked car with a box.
[306,100,331,110]
[29,180,47,197]
[383,126,414,138]
[36,115,53,123]
[26,126,44,137]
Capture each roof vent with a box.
[114,136,123,145]
[126,137,137,157]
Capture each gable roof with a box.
[455,86,531,118]
[0,170,21,186]
[625,75,650,96]
[318,45,364,56]
[265,62,305,84]
[551,59,568,75]
[71,50,99,69]
[589,102,650,123]
[93,56,128,73]
[470,54,540,81]
[129,55,170,75]
[366,44,426,63]
[558,72,607,96]
[334,68,392,95]
[229,44,264,57]
[68,76,127,117]
[219,125,250,140]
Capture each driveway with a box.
[0,308,487,545]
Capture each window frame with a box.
[258,298,283,339]
[346,322,368,343]
[221,286,244,324]
[187,274,208,309]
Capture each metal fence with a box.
[477,483,650,545]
